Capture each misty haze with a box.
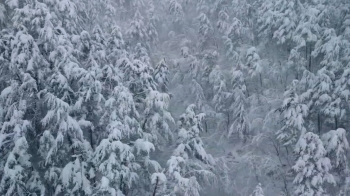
[0,0,349,195]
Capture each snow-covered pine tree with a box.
[321,127,349,195]
[38,26,80,195]
[134,42,152,65]
[101,27,125,95]
[131,137,163,195]
[0,29,12,102]
[197,12,213,50]
[0,3,5,28]
[311,68,339,130]
[251,183,264,196]
[292,132,335,195]
[246,47,262,81]
[335,64,350,126]
[127,10,148,45]
[168,0,184,26]
[40,73,93,196]
[229,68,250,141]
[311,28,350,129]
[227,17,244,44]
[217,10,230,34]
[150,172,167,196]
[0,21,49,193]
[287,48,307,80]
[106,25,126,65]
[258,0,299,46]
[171,46,206,111]
[0,135,38,195]
[59,138,93,195]
[73,29,108,150]
[322,128,349,173]
[166,104,215,196]
[223,35,240,62]
[83,0,117,32]
[312,28,346,73]
[142,90,174,147]
[94,84,140,195]
[190,79,207,112]
[293,1,323,72]
[277,80,308,146]
[24,0,56,52]
[145,3,159,47]
[209,65,232,132]
[154,58,169,93]
[209,65,231,113]
[272,0,300,44]
[120,43,157,106]
[42,0,83,34]
[92,26,107,54]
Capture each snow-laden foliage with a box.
[0,137,34,195]
[94,84,140,195]
[322,128,349,171]
[246,47,262,78]
[277,80,308,145]
[166,104,215,196]
[127,10,148,44]
[251,183,264,196]
[154,58,169,93]
[229,69,249,141]
[142,90,174,146]
[1,0,350,195]
[293,132,335,195]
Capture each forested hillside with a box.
[0,0,350,195]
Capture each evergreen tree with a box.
[321,128,349,187]
[217,10,230,34]
[168,0,184,25]
[0,136,34,195]
[142,90,174,147]
[229,69,249,141]
[106,25,126,65]
[154,58,169,93]
[36,24,75,194]
[127,10,148,45]
[166,104,215,196]
[94,84,140,195]
[277,80,308,145]
[197,12,213,49]
[251,183,264,196]
[257,0,302,45]
[209,65,231,113]
[246,47,262,79]
[293,132,335,195]
[121,44,156,102]
[0,25,48,193]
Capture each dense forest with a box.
[0,0,350,195]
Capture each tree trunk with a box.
[308,44,312,72]
[335,116,338,129]
[152,177,159,196]
[67,134,75,161]
[317,114,321,135]
[244,79,249,97]
[305,44,308,61]
[90,128,94,149]
[120,175,125,194]
[226,113,230,133]
[205,120,208,132]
